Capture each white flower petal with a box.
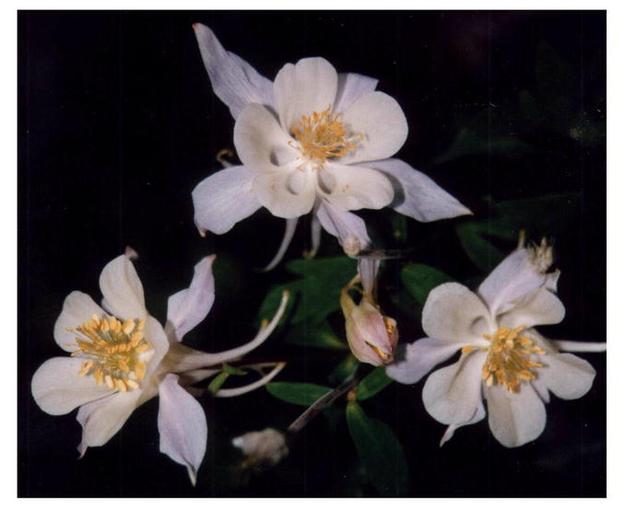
[192,166,261,235]
[273,57,338,131]
[166,256,216,342]
[99,255,146,320]
[234,104,298,173]
[145,316,170,379]
[440,400,486,446]
[422,283,490,343]
[158,374,207,486]
[485,383,547,447]
[76,389,142,456]
[333,73,378,113]
[54,291,106,352]
[386,338,462,385]
[315,201,371,256]
[253,169,316,219]
[478,247,553,317]
[357,256,380,296]
[192,24,273,119]
[339,91,408,164]
[422,350,486,425]
[261,218,299,272]
[31,357,112,415]
[320,162,394,211]
[369,158,471,221]
[537,352,596,400]
[499,288,565,329]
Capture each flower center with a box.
[71,314,151,392]
[475,326,545,393]
[290,107,361,164]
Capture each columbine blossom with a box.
[232,428,289,469]
[31,253,288,484]
[191,24,471,268]
[340,257,398,366]
[386,240,606,447]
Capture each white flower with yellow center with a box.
[386,240,606,447]
[31,253,288,484]
[191,24,471,267]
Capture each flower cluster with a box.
[30,22,605,490]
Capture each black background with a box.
[18,11,606,497]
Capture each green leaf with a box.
[285,319,347,350]
[208,371,230,395]
[266,382,332,406]
[329,354,360,383]
[356,367,393,401]
[346,402,409,496]
[401,263,453,305]
[456,222,509,272]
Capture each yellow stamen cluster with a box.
[71,314,151,392]
[480,326,545,393]
[290,107,361,163]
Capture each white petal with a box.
[53,292,106,352]
[234,104,298,173]
[357,256,380,296]
[166,256,216,342]
[333,73,378,113]
[158,374,207,486]
[319,162,394,211]
[499,288,565,329]
[485,383,547,447]
[422,351,486,425]
[478,247,553,317]
[422,283,491,343]
[253,169,316,219]
[192,24,273,119]
[273,57,338,131]
[145,316,170,379]
[31,357,112,415]
[440,400,486,446]
[192,166,261,235]
[386,338,462,385]
[315,201,371,256]
[99,255,146,320]
[369,158,471,221]
[338,92,408,164]
[76,389,142,456]
[261,218,298,272]
[537,352,596,400]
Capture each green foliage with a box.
[258,256,356,349]
[346,401,409,496]
[329,354,360,383]
[401,263,453,305]
[356,367,393,401]
[457,193,580,271]
[208,371,231,395]
[266,382,332,406]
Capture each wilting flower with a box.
[340,257,398,366]
[32,253,288,484]
[232,428,289,469]
[386,239,606,447]
[191,24,471,268]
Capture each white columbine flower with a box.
[31,253,288,484]
[386,240,606,447]
[191,24,471,268]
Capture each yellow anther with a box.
[290,107,361,164]
[482,326,545,393]
[71,315,151,392]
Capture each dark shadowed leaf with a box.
[401,263,453,305]
[266,382,332,406]
[356,367,393,401]
[346,401,409,496]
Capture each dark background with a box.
[18,10,606,497]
